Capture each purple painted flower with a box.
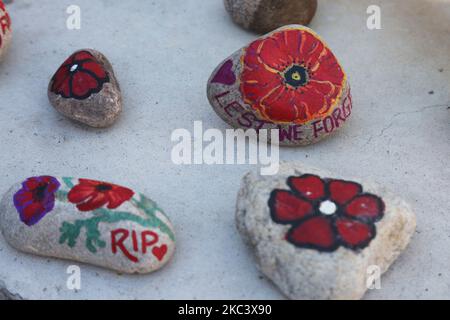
[13,176,60,226]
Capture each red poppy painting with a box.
[50,50,110,100]
[269,174,384,252]
[67,179,134,212]
[240,27,346,124]
[13,176,60,226]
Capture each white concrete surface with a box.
[0,0,449,299]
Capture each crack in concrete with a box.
[363,102,449,147]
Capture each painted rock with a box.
[0,0,12,62]
[0,176,175,274]
[207,25,352,146]
[48,49,122,128]
[224,0,317,34]
[236,163,416,299]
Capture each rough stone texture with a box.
[48,49,122,128]
[224,0,317,33]
[0,0,448,300]
[236,163,416,300]
[0,0,12,62]
[0,176,176,274]
[207,25,352,146]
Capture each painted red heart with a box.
[152,244,168,261]
[211,59,236,86]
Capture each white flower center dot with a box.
[70,64,78,72]
[319,200,337,215]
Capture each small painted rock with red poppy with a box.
[224,0,317,34]
[207,25,352,146]
[0,176,176,274]
[48,49,122,128]
[0,0,12,62]
[236,163,416,299]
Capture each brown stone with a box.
[224,0,317,34]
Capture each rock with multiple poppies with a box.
[48,49,122,128]
[236,163,416,300]
[207,25,352,146]
[224,0,317,34]
[0,0,12,62]
[0,176,176,274]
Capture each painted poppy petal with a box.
[258,36,291,71]
[288,174,325,200]
[51,65,71,91]
[287,216,337,251]
[328,179,363,205]
[269,190,313,223]
[106,187,134,209]
[335,217,374,249]
[300,86,327,115]
[71,71,100,98]
[344,194,384,222]
[261,86,299,122]
[67,185,95,203]
[73,51,94,62]
[76,192,108,212]
[22,201,45,225]
[81,61,106,79]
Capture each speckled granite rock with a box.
[0,176,175,274]
[224,0,317,33]
[236,163,416,299]
[207,25,352,146]
[48,49,122,128]
[0,1,12,62]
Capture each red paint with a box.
[68,178,134,212]
[269,174,385,252]
[240,28,345,124]
[0,1,11,49]
[111,229,138,263]
[111,229,164,263]
[152,245,168,261]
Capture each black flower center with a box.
[283,65,309,88]
[33,183,49,201]
[96,184,113,192]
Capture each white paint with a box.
[70,64,78,72]
[319,200,337,215]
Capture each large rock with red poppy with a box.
[207,25,352,146]
[0,176,176,274]
[48,49,122,128]
[0,0,12,62]
[236,163,416,299]
[224,0,317,34]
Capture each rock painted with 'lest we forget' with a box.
[236,163,416,299]
[0,0,12,62]
[48,49,122,128]
[224,0,317,34]
[207,25,352,146]
[0,176,175,274]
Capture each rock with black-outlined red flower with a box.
[224,0,317,34]
[0,176,176,274]
[0,0,12,62]
[48,49,122,128]
[236,163,416,299]
[207,25,352,146]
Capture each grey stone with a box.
[0,1,12,62]
[224,0,317,33]
[48,49,122,128]
[207,25,352,146]
[0,176,176,274]
[236,163,416,299]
